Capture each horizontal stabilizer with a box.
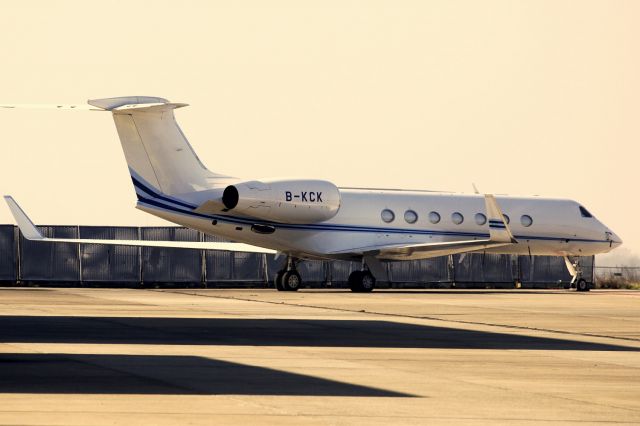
[87,96,169,110]
[3,196,275,254]
[0,104,101,111]
[0,96,173,111]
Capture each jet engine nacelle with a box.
[222,179,341,224]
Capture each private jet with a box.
[2,96,622,292]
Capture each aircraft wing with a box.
[3,196,276,254]
[329,239,513,260]
[329,195,517,260]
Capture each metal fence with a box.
[595,266,640,282]
[0,225,594,287]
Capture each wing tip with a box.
[3,196,44,240]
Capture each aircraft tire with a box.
[282,270,301,292]
[274,270,286,291]
[576,278,590,292]
[360,271,376,292]
[348,271,364,292]
[349,271,376,292]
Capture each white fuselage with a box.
[137,186,621,261]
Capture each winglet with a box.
[3,196,45,240]
[484,195,517,243]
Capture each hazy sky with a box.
[0,1,638,261]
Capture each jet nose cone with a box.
[608,230,623,247]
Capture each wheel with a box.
[348,271,376,292]
[348,270,364,292]
[360,271,376,292]
[274,270,285,291]
[576,278,590,292]
[282,270,301,291]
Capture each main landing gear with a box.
[274,257,301,292]
[348,266,376,293]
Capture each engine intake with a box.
[222,185,239,210]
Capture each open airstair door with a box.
[329,195,517,261]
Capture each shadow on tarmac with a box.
[1,316,636,351]
[0,353,411,396]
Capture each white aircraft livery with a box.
[2,96,622,292]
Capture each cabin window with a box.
[521,215,533,227]
[452,212,464,225]
[429,211,441,224]
[475,213,487,225]
[381,209,395,223]
[503,214,510,224]
[579,206,593,218]
[404,210,418,224]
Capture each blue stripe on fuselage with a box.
[133,182,609,244]
[131,176,197,210]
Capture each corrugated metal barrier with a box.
[0,225,17,282]
[0,225,594,287]
[80,226,140,283]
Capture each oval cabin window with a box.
[521,215,533,227]
[452,212,464,225]
[429,211,441,224]
[381,209,395,223]
[404,210,418,224]
[475,213,487,226]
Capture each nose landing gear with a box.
[563,256,590,292]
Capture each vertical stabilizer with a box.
[88,97,230,197]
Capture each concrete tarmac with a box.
[0,287,638,425]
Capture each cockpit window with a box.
[579,206,593,218]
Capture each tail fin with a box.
[88,96,230,197]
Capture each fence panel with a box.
[0,225,17,281]
[206,250,234,281]
[20,226,80,282]
[596,266,640,282]
[388,257,451,284]
[79,226,140,282]
[265,255,285,284]
[204,234,264,283]
[328,260,361,283]
[297,260,326,283]
[232,251,265,282]
[453,253,515,283]
[519,255,573,285]
[578,256,594,283]
[141,227,202,283]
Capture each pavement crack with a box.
[155,290,640,347]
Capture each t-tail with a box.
[87,96,234,201]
